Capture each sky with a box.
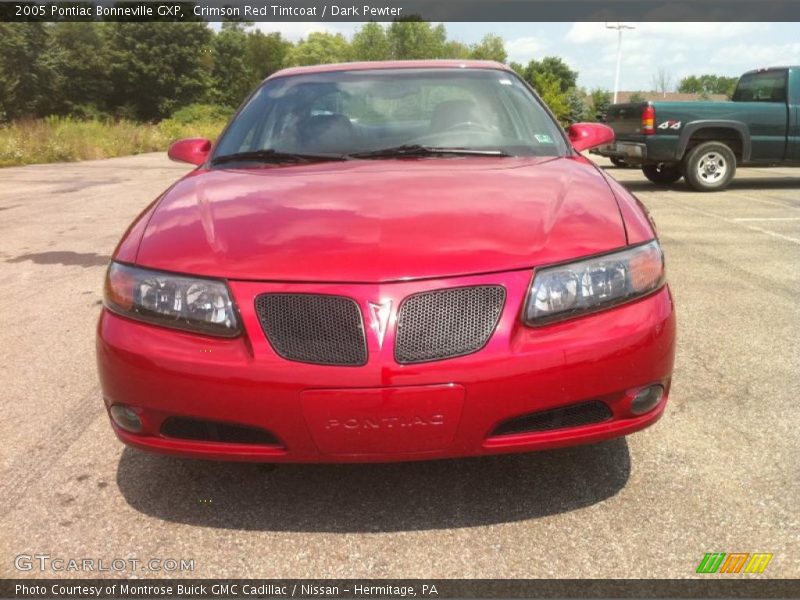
[255,21,800,92]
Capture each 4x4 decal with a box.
[658,120,682,130]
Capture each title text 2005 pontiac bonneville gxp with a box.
[97,61,676,463]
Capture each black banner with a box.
[3,579,800,599]
[3,0,800,22]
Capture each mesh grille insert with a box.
[491,401,613,437]
[255,293,367,366]
[395,285,505,364]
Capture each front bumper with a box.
[97,271,676,463]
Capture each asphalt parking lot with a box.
[1,154,798,579]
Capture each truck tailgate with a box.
[606,102,646,136]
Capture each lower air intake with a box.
[491,401,612,437]
[161,417,281,446]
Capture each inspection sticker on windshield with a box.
[534,134,554,143]
[498,78,513,85]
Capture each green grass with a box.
[0,115,228,167]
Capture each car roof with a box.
[267,60,512,80]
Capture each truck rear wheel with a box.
[642,164,683,185]
[682,141,736,192]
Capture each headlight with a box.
[524,240,665,325]
[103,262,241,337]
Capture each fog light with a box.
[109,405,142,433]
[630,385,664,415]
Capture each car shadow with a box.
[6,250,111,268]
[116,439,630,533]
[618,177,800,194]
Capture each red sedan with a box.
[97,60,676,463]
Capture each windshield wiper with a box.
[211,149,349,165]
[348,144,511,159]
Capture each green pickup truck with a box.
[595,66,800,191]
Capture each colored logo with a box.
[696,552,773,574]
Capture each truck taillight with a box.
[642,104,655,135]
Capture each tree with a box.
[566,89,589,123]
[387,20,447,59]
[0,23,58,120]
[469,34,507,63]
[209,23,251,108]
[246,30,291,84]
[508,62,525,77]
[716,76,738,97]
[0,22,589,127]
[590,88,612,120]
[49,23,113,117]
[678,73,738,97]
[351,22,391,61]
[532,72,570,124]
[718,77,738,98]
[287,32,352,66]
[678,75,702,93]
[628,92,646,103]
[651,67,673,97]
[520,56,577,93]
[106,23,213,120]
[514,57,579,125]
[207,23,291,108]
[443,40,471,59]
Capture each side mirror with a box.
[567,123,615,152]
[168,138,212,166]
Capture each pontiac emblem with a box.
[367,301,392,348]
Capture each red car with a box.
[97,60,676,463]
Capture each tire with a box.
[682,141,737,192]
[642,163,683,185]
[610,157,629,168]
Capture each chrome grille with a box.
[395,285,505,364]
[255,293,367,366]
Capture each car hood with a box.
[135,157,627,283]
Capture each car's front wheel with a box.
[642,163,683,185]
[682,141,737,192]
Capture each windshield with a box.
[212,68,568,161]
